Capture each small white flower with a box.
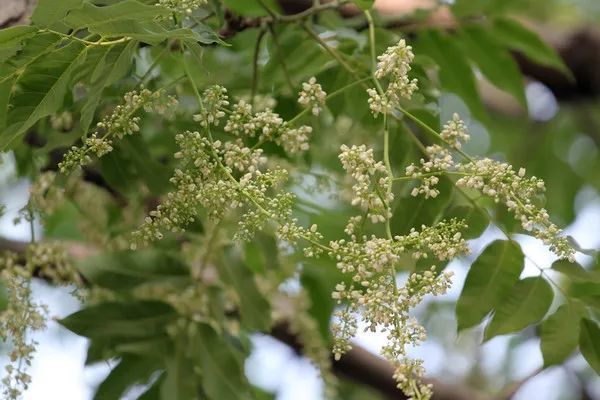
[298,77,327,116]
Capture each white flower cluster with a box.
[278,126,313,154]
[277,221,324,257]
[59,88,177,173]
[131,127,291,247]
[224,100,254,136]
[325,219,465,397]
[298,77,327,116]
[396,219,469,261]
[368,39,419,117]
[29,171,64,215]
[440,113,470,149]
[1,241,82,399]
[221,139,267,172]
[339,144,392,223]
[156,0,207,15]
[404,115,574,261]
[131,132,233,247]
[193,85,229,127]
[406,144,454,199]
[50,111,73,131]
[253,109,284,142]
[25,242,83,288]
[235,170,291,241]
[366,88,391,117]
[59,134,113,174]
[456,160,574,261]
[375,39,414,80]
[0,253,46,400]
[224,98,314,155]
[103,88,178,138]
[405,114,469,198]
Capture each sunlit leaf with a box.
[59,301,176,339]
[94,356,159,400]
[220,251,271,331]
[416,29,486,122]
[580,318,600,375]
[78,249,189,290]
[456,240,524,331]
[457,25,526,107]
[484,276,553,340]
[540,302,584,367]
[191,323,250,400]
[2,40,87,148]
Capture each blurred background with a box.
[2,0,600,399]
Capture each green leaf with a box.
[391,178,453,235]
[0,26,38,62]
[63,1,200,46]
[540,303,584,367]
[580,318,600,375]
[78,249,189,291]
[491,17,571,78]
[0,32,60,81]
[64,1,171,30]
[31,0,84,28]
[457,25,526,107]
[43,201,83,240]
[301,258,345,341]
[484,276,553,340]
[161,353,198,400]
[578,296,600,312]
[2,40,87,149]
[191,323,250,400]
[100,149,140,193]
[94,356,159,400]
[220,251,271,331]
[444,205,488,239]
[0,282,7,313]
[59,301,176,339]
[80,41,138,131]
[119,135,172,193]
[552,260,600,283]
[456,240,524,331]
[416,29,485,122]
[351,0,375,10]
[0,72,16,131]
[221,0,280,17]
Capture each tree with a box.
[0,0,599,399]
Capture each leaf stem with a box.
[251,27,267,108]
[139,45,169,85]
[302,23,368,89]
[41,29,130,46]
[267,23,295,93]
[364,10,385,95]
